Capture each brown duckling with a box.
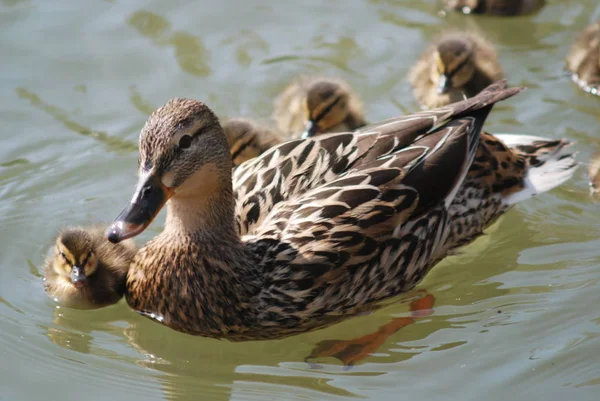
[273,76,367,138]
[588,150,600,194]
[409,31,504,109]
[566,20,600,97]
[443,0,545,16]
[223,118,284,167]
[43,226,136,309]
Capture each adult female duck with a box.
[106,81,576,340]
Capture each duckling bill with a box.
[44,226,136,309]
[443,0,545,16]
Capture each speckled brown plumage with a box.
[107,80,577,340]
[566,20,600,96]
[44,226,137,309]
[443,0,545,16]
[409,31,504,109]
[273,76,366,138]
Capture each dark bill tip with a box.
[436,74,451,95]
[301,120,318,139]
[71,266,86,287]
[106,173,171,243]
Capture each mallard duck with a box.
[443,0,545,16]
[409,31,504,109]
[273,76,367,138]
[44,226,136,309]
[566,20,600,97]
[105,80,576,340]
[223,118,283,167]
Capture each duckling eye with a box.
[59,251,71,265]
[179,135,192,149]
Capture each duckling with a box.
[273,76,367,138]
[566,20,600,97]
[443,0,545,16]
[223,118,283,167]
[588,150,600,194]
[409,31,504,109]
[43,226,136,309]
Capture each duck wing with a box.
[244,87,524,324]
[234,80,522,236]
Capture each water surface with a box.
[1,1,600,400]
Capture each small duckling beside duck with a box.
[44,226,136,309]
[443,0,545,16]
[223,118,284,167]
[273,76,367,138]
[566,20,600,97]
[409,31,504,109]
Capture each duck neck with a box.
[164,189,237,242]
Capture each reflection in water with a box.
[127,10,211,77]
[129,85,157,116]
[307,291,435,368]
[262,36,363,75]
[221,29,269,68]
[15,88,137,153]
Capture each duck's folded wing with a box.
[247,115,482,309]
[235,80,522,236]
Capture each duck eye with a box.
[179,135,192,149]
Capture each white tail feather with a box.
[494,134,579,205]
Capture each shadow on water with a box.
[15,88,138,153]
[127,10,212,77]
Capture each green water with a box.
[1,1,600,400]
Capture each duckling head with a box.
[52,229,99,288]
[223,119,265,167]
[107,99,232,243]
[302,79,352,138]
[431,36,476,95]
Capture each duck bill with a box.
[106,173,174,243]
[301,120,319,139]
[436,74,451,94]
[71,266,86,288]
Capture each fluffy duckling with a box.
[223,118,283,167]
[273,76,366,138]
[588,150,600,194]
[443,0,545,16]
[44,226,136,309]
[566,20,600,96]
[409,31,504,109]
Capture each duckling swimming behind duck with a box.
[443,0,545,16]
[273,76,367,138]
[44,226,136,309]
[409,31,504,109]
[223,118,284,167]
[566,20,600,97]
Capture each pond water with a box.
[1,1,600,400]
